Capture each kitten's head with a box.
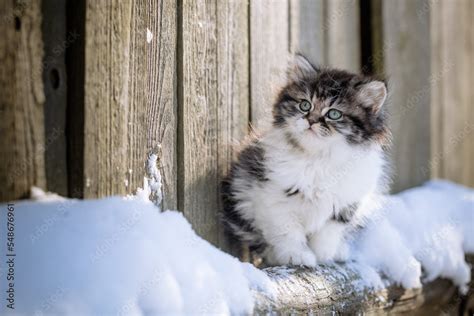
[273,54,390,151]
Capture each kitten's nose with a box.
[307,117,319,126]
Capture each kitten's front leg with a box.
[260,210,316,267]
[309,202,358,262]
[309,221,348,262]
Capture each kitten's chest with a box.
[268,148,383,204]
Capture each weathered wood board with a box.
[82,0,178,209]
[325,0,361,72]
[250,0,289,129]
[0,0,46,201]
[431,0,474,187]
[179,0,248,245]
[382,0,431,192]
[289,0,325,65]
[139,0,178,210]
[82,1,133,198]
[216,0,250,247]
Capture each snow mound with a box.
[0,193,274,315]
[351,180,474,293]
[0,180,472,315]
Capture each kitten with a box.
[221,54,390,266]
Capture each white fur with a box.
[233,117,387,266]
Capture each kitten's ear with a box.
[287,54,318,82]
[358,81,387,113]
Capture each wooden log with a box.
[254,256,474,314]
[430,0,474,187]
[0,0,46,201]
[179,0,248,245]
[82,0,178,209]
[382,0,431,193]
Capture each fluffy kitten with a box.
[221,54,390,266]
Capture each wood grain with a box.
[289,0,325,65]
[431,0,474,187]
[179,0,249,246]
[254,257,474,314]
[82,0,178,208]
[179,0,219,245]
[133,0,178,209]
[83,0,133,197]
[216,0,249,246]
[383,0,431,192]
[0,0,46,201]
[324,0,361,72]
[250,0,289,129]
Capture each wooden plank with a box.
[179,0,248,245]
[250,0,289,128]
[382,0,431,192]
[289,0,325,64]
[0,0,46,201]
[42,0,68,196]
[431,0,474,187]
[82,0,178,208]
[137,0,178,210]
[83,0,133,197]
[370,0,384,75]
[429,0,442,184]
[289,0,361,72]
[216,0,249,246]
[179,0,219,244]
[324,0,361,72]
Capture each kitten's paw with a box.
[290,247,317,267]
[334,241,350,262]
[309,234,339,263]
[271,246,317,267]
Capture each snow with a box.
[0,188,274,315]
[146,28,153,43]
[0,180,472,314]
[351,180,474,293]
[144,153,162,206]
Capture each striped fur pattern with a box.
[221,55,391,266]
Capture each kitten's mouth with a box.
[306,126,321,137]
[308,124,331,137]
[309,124,320,132]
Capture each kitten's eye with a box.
[326,109,343,120]
[299,100,313,112]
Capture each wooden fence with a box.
[1,0,473,247]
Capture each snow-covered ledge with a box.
[2,182,471,314]
[254,256,474,314]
